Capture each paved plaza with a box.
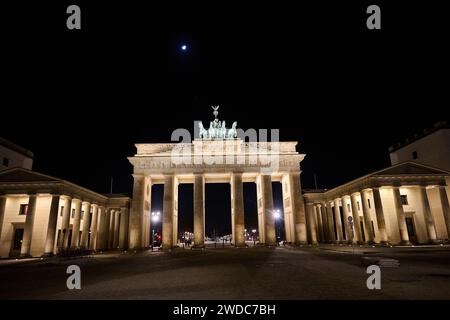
[1,245,450,300]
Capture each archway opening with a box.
[272,182,286,242]
[177,184,194,246]
[205,183,231,242]
[150,184,164,247]
[243,182,258,245]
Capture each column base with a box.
[295,241,308,246]
[191,245,205,250]
[400,240,412,246]
[429,239,442,245]
[42,252,54,258]
[19,253,32,258]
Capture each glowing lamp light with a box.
[273,209,281,220]
[181,44,187,51]
[151,211,161,223]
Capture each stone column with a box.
[256,176,266,243]
[119,207,129,250]
[281,174,295,243]
[372,187,388,244]
[113,210,120,248]
[80,201,92,248]
[43,194,60,256]
[341,196,352,244]
[262,174,276,245]
[71,199,82,248]
[315,205,324,242]
[439,186,450,238]
[320,203,329,242]
[59,196,72,248]
[360,190,375,244]
[392,187,410,245]
[20,194,37,257]
[162,175,175,249]
[97,207,108,250]
[129,174,146,250]
[172,178,179,247]
[107,209,115,248]
[89,205,99,250]
[0,196,6,241]
[350,193,363,244]
[326,202,336,242]
[193,174,205,248]
[420,186,438,243]
[231,173,245,247]
[306,203,318,245]
[333,199,343,243]
[285,172,307,244]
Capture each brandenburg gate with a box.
[127,108,307,250]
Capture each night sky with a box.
[2,1,449,236]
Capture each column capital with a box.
[72,198,82,203]
[342,195,351,200]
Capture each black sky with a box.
[1,1,449,235]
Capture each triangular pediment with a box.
[373,162,449,176]
[0,168,61,183]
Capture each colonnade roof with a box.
[0,168,130,206]
[304,161,449,201]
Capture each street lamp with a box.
[151,211,161,249]
[273,209,281,242]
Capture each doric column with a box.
[420,186,438,243]
[333,198,343,243]
[350,193,363,244]
[306,203,318,245]
[360,190,375,244]
[70,199,82,248]
[59,196,72,248]
[0,196,6,241]
[326,202,336,242]
[341,196,352,244]
[439,186,450,238]
[97,207,109,250]
[129,175,145,250]
[256,175,266,243]
[284,172,307,245]
[80,201,92,248]
[231,173,245,247]
[281,174,295,243]
[392,187,410,245]
[113,210,120,248]
[162,175,176,250]
[108,209,115,248]
[193,174,205,248]
[43,194,61,255]
[372,187,388,244]
[20,194,37,257]
[320,203,329,242]
[118,207,129,250]
[315,205,324,242]
[262,174,276,245]
[89,205,99,250]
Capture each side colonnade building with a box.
[303,162,450,245]
[0,168,130,257]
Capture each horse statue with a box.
[208,121,215,139]
[220,121,227,139]
[198,122,208,139]
[227,121,238,138]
